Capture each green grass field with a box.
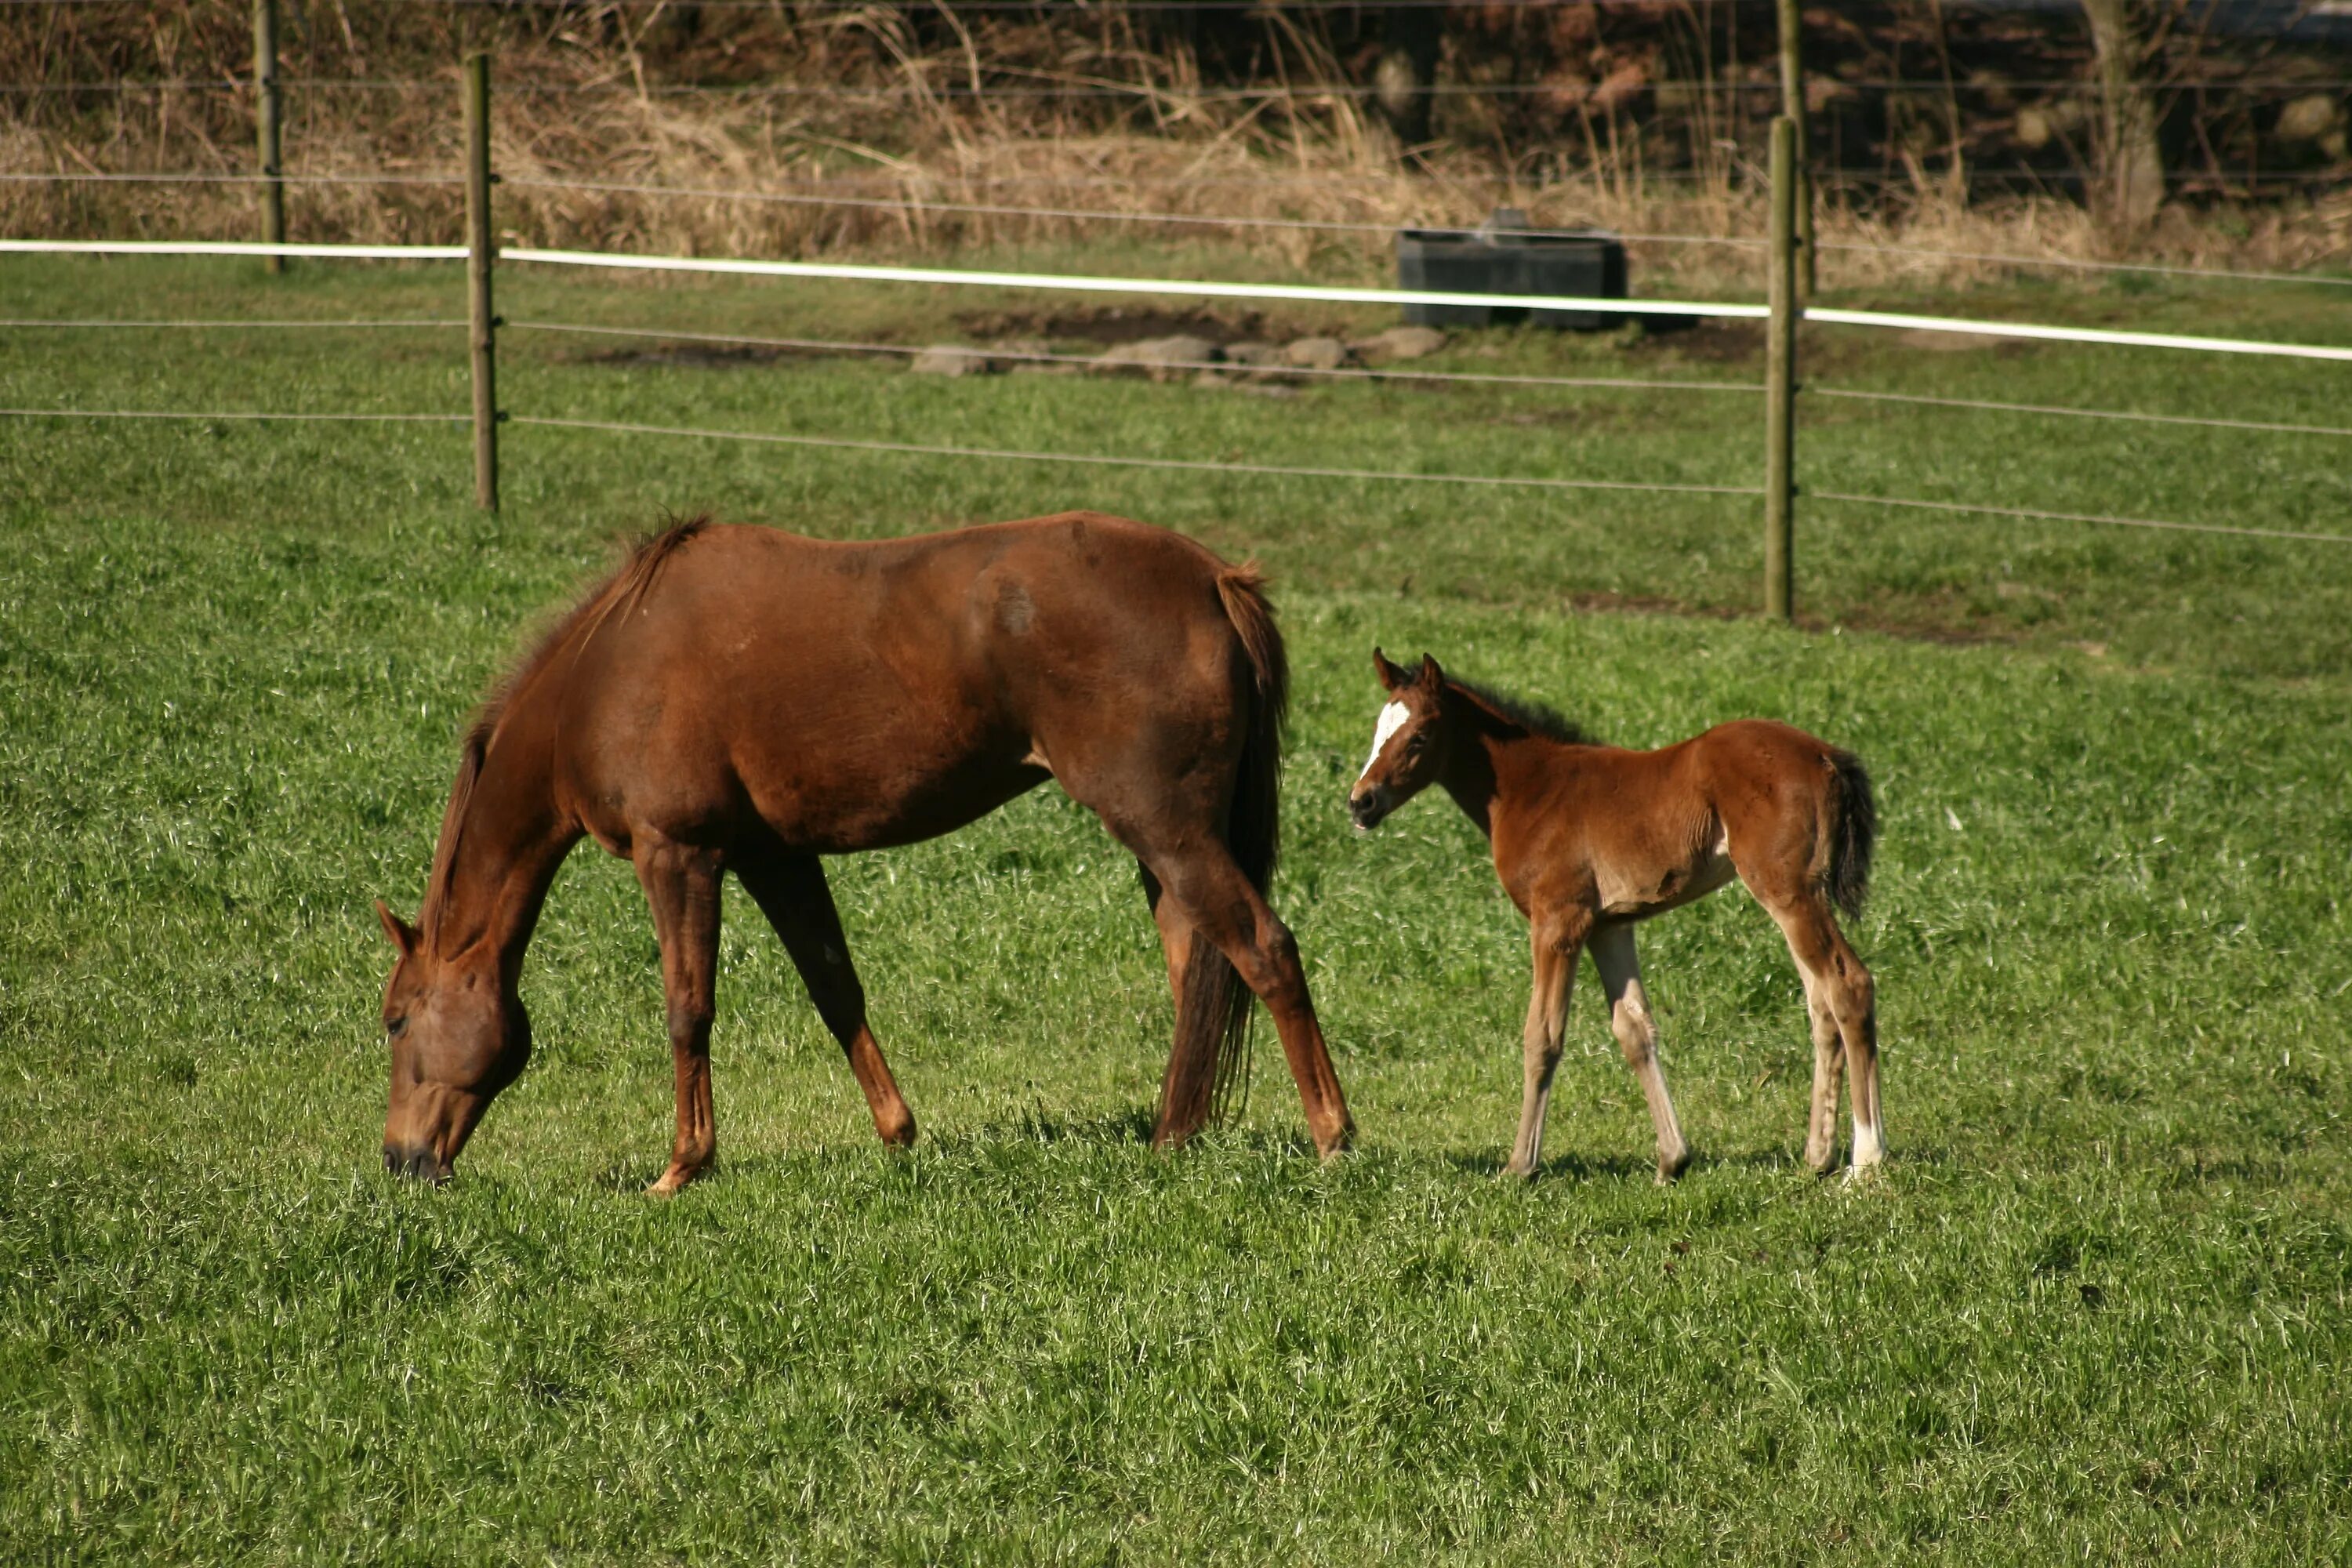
[2,255,2347,1563]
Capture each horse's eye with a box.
[387,1016,408,1038]
[1405,735,1426,757]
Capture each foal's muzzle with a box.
[1348,788,1391,833]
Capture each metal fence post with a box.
[464,51,499,513]
[1775,0,1815,301]
[1765,115,1798,623]
[252,0,284,274]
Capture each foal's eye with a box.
[386,1016,408,1039]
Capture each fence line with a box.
[501,245,1768,320]
[0,171,465,187]
[506,414,1765,499]
[499,176,1745,248]
[0,239,469,260]
[0,407,464,423]
[1809,492,2350,547]
[504,320,1762,395]
[1809,387,2352,440]
[13,238,2347,361]
[0,317,465,330]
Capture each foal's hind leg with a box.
[1589,924,1692,1182]
[1762,893,1882,1175]
[736,851,916,1150]
[635,835,725,1196]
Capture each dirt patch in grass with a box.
[953,305,1272,345]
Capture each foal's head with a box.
[1348,648,1452,832]
[374,901,531,1183]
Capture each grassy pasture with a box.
[1,257,2347,1563]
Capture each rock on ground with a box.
[1350,325,1447,363]
[1092,335,1222,381]
[909,346,1000,376]
[1281,336,1351,371]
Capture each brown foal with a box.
[1347,651,1882,1181]
[374,514,1353,1189]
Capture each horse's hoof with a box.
[1496,1162,1536,1184]
[645,1165,704,1198]
[1842,1160,1886,1187]
[1657,1148,1693,1185]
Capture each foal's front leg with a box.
[1502,912,1588,1179]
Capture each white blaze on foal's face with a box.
[1359,701,1409,784]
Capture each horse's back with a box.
[557,515,1250,852]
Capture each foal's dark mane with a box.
[418,517,710,941]
[1446,677,1595,746]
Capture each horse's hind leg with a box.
[1131,833,1353,1157]
[737,850,916,1149]
[1762,892,1882,1175]
[1589,923,1692,1182]
[635,835,725,1196]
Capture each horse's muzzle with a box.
[383,1144,449,1185]
[1348,788,1391,833]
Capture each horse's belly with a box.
[746,751,1049,853]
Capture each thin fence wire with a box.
[1819,241,2352,288]
[0,407,465,423]
[500,176,1742,247]
[1808,387,2352,440]
[504,319,1763,394]
[506,413,1766,498]
[0,170,465,187]
[1809,491,2352,546]
[17,160,2343,286]
[0,318,466,329]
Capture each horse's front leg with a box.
[635,834,725,1196]
[1502,911,1587,1180]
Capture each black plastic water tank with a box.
[1395,209,1628,330]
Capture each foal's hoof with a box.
[1655,1146,1693,1185]
[1496,1161,1537,1184]
[1842,1159,1887,1187]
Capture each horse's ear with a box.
[1373,646,1407,691]
[376,900,417,960]
[1417,652,1444,691]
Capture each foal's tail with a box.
[1825,747,1878,924]
[1161,563,1288,1134]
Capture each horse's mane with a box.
[1447,676,1595,746]
[418,515,710,943]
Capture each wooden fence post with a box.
[464,51,499,513]
[252,0,284,274]
[1774,0,1815,301]
[1765,115,1798,622]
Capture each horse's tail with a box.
[1159,562,1287,1137]
[1824,747,1877,924]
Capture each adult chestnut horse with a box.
[375,514,1353,1189]
[1348,651,1881,1181]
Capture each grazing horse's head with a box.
[1348,648,1450,832]
[374,900,531,1183]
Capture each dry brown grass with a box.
[3,5,2347,296]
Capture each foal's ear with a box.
[1373,646,1408,691]
[376,900,418,960]
[1416,652,1445,690]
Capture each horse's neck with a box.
[1442,728,1558,840]
[424,730,576,976]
